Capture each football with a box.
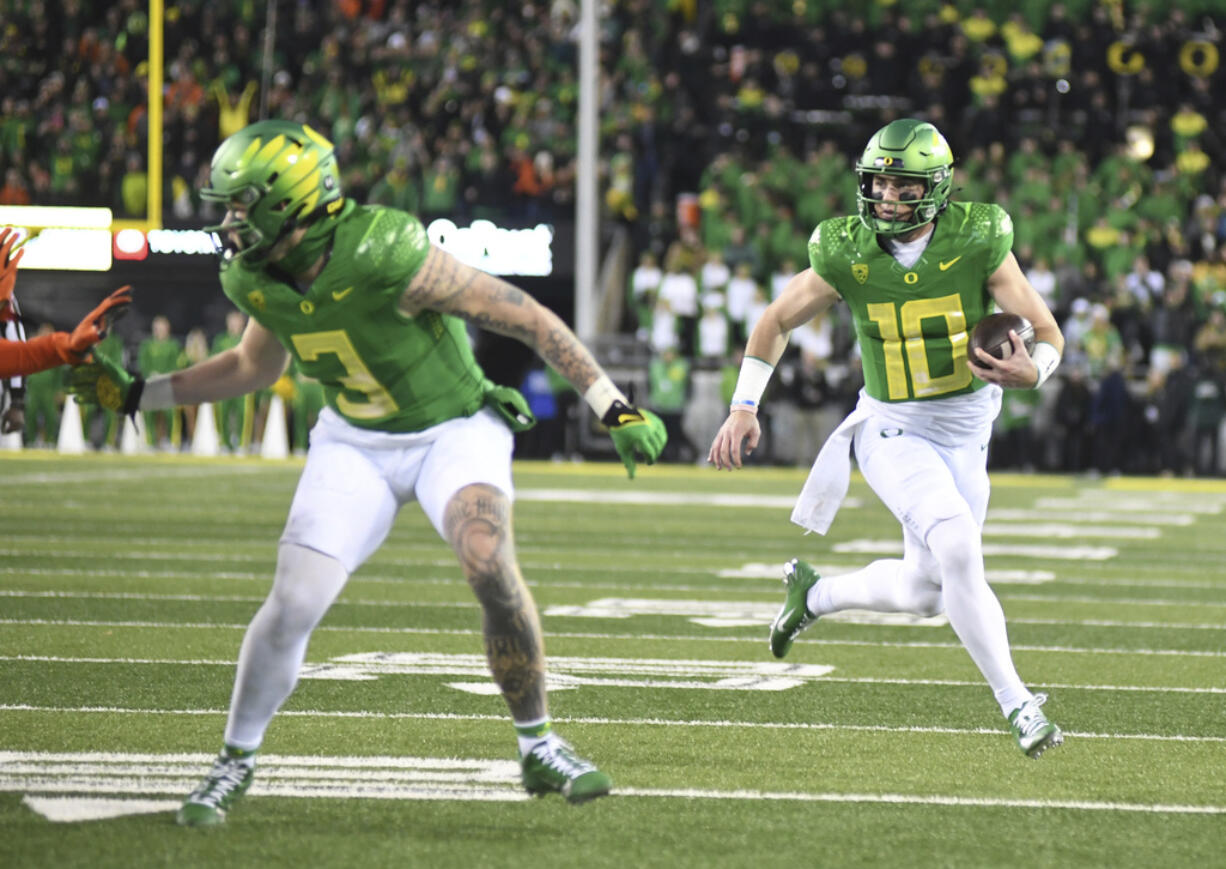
[968,313,1035,362]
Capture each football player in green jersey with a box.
[68,120,666,823]
[709,119,1066,758]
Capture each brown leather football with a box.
[968,313,1035,362]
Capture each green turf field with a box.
[1,453,1223,868]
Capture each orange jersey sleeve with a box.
[0,333,71,377]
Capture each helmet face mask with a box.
[201,121,343,263]
[855,119,954,237]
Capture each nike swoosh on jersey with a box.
[938,256,962,271]
[332,286,355,301]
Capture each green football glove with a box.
[66,348,144,416]
[601,400,667,479]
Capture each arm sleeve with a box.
[0,333,68,378]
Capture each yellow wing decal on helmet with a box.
[302,124,334,149]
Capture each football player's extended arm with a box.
[399,245,665,476]
[164,316,289,404]
[708,268,838,470]
[744,268,840,367]
[975,251,1065,388]
[69,316,288,414]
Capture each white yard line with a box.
[0,711,1221,745]
[4,618,1225,656]
[4,564,1223,594]
[2,649,1223,693]
[615,789,1226,814]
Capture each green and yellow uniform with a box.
[220,202,488,433]
[808,201,1013,404]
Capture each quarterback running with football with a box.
[69,120,666,824]
[708,119,1065,758]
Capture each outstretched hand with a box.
[0,227,27,304]
[59,286,133,364]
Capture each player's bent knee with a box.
[925,514,983,581]
[444,483,515,569]
[263,544,349,639]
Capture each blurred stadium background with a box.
[2,0,1226,471]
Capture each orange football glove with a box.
[0,227,27,306]
[56,285,133,364]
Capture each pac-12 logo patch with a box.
[852,264,869,284]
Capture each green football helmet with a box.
[855,118,954,237]
[200,120,343,262]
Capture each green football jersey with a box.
[219,202,487,432]
[808,201,1013,403]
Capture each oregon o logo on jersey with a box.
[852,264,869,284]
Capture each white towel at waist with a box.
[789,403,871,535]
[789,386,1001,535]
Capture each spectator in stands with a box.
[138,315,182,449]
[1052,364,1094,473]
[628,250,662,341]
[0,168,31,205]
[658,250,699,357]
[1193,307,1226,381]
[696,293,729,364]
[648,346,692,462]
[21,324,64,447]
[1150,281,1200,376]
[725,261,758,347]
[1123,254,1165,310]
[178,327,210,448]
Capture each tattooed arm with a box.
[401,246,668,476]
[398,245,602,392]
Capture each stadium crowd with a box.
[2,0,1225,473]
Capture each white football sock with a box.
[926,516,1032,717]
[224,543,350,750]
[514,717,555,756]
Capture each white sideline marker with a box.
[190,402,219,457]
[259,394,289,459]
[56,395,86,455]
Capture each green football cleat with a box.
[176,752,256,827]
[769,558,821,658]
[1008,693,1065,759]
[521,738,612,804]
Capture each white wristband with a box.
[730,355,774,413]
[1030,342,1061,389]
[139,374,176,410]
[583,374,629,419]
